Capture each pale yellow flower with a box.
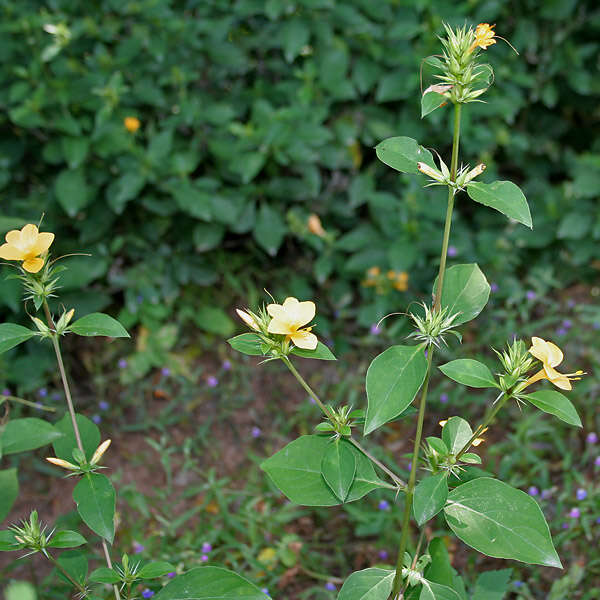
[124,116,141,132]
[236,308,260,331]
[267,297,318,350]
[470,23,496,52]
[0,224,54,273]
[307,214,326,237]
[525,337,584,391]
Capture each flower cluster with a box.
[363,266,409,293]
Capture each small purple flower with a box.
[526,290,536,301]
[556,327,567,336]
[201,554,209,562]
[325,582,336,591]
[206,375,218,388]
[261,589,270,597]
[309,397,316,405]
[424,349,428,358]
[490,282,499,293]
[222,360,232,371]
[541,489,552,500]
[133,542,145,554]
[595,456,600,467]
[586,432,598,445]
[567,299,576,308]
[378,500,390,511]
[251,426,262,439]
[528,486,539,497]
[35,402,43,410]
[513,581,523,588]
[161,367,171,377]
[136,294,144,305]
[52,392,61,401]
[568,508,581,519]
[594,322,600,330]
[118,358,128,369]
[38,388,48,398]
[1,388,10,396]
[99,400,110,411]
[576,488,587,501]
[378,550,389,560]
[167,572,176,578]
[562,319,573,329]
[142,590,154,599]
[201,542,212,553]
[408,461,412,472]
[440,393,449,404]
[596,517,600,524]
[92,415,101,424]
[447,246,458,257]
[370,323,382,335]
[561,522,569,529]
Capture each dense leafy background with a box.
[1,0,599,388]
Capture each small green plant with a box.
[229,23,587,599]
[0,224,269,599]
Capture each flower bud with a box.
[91,439,111,465]
[236,309,260,331]
[46,457,79,470]
[417,162,445,183]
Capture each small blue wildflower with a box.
[370,323,382,335]
[556,327,567,336]
[99,400,110,411]
[594,322,600,330]
[52,392,61,401]
[586,432,598,444]
[201,542,212,553]
[561,522,569,529]
[378,500,390,511]
[528,486,539,497]
[133,542,145,554]
[261,589,270,597]
[440,393,449,404]
[222,360,232,371]
[161,367,171,377]
[325,583,336,591]
[541,489,552,500]
[201,554,209,562]
[576,489,587,501]
[562,319,573,329]
[142,590,154,599]
[92,415,101,424]
[568,508,580,519]
[490,282,499,293]
[118,359,128,369]
[378,550,389,560]
[447,246,458,257]
[167,572,176,578]
[595,456,600,467]
[567,299,576,308]
[513,581,523,588]
[38,388,48,398]
[206,376,218,388]
[1,388,10,396]
[596,517,600,524]
[251,426,262,439]
[526,290,536,301]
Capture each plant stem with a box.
[349,437,406,488]
[282,357,334,419]
[1,394,56,412]
[46,551,87,594]
[434,103,462,312]
[456,393,509,460]
[391,102,463,599]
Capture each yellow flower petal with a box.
[22,257,45,273]
[0,242,25,260]
[267,317,294,335]
[31,231,55,255]
[21,224,40,247]
[289,329,318,350]
[281,297,315,328]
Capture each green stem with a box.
[456,393,509,460]
[391,102,463,599]
[349,437,406,489]
[0,394,56,412]
[46,551,87,594]
[434,103,462,313]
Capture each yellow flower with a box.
[236,308,260,331]
[525,337,584,391]
[0,224,55,273]
[266,296,318,350]
[307,214,326,237]
[470,23,496,52]
[367,266,381,278]
[124,116,141,132]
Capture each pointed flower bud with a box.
[91,439,111,465]
[46,457,79,470]
[417,162,445,183]
[236,309,260,331]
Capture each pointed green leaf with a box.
[1,419,64,455]
[365,344,428,435]
[48,530,87,548]
[154,566,268,599]
[291,341,336,361]
[466,181,532,229]
[338,567,395,600]
[138,561,176,579]
[70,312,129,338]
[56,549,88,585]
[472,569,512,600]
[523,390,582,427]
[227,333,265,356]
[53,413,100,462]
[421,92,448,118]
[0,529,21,551]
[439,359,498,389]
[261,435,386,506]
[321,440,356,502]
[73,473,115,543]
[441,417,473,455]
[375,137,435,174]
[0,469,18,523]
[90,567,121,584]
[0,323,36,354]
[434,264,490,326]
[444,478,561,568]
[414,473,448,526]
[420,580,463,600]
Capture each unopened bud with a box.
[46,457,79,470]
[91,439,111,465]
[463,163,486,184]
[417,162,445,182]
[236,309,260,331]
[31,317,50,335]
[307,214,326,237]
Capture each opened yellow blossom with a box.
[470,23,496,52]
[525,337,584,391]
[124,116,141,132]
[0,224,55,273]
[267,297,318,350]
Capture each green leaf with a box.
[0,529,20,551]
[420,580,463,600]
[53,413,100,462]
[70,312,130,338]
[472,569,512,600]
[413,473,448,526]
[194,306,235,336]
[1,418,64,455]
[434,264,490,326]
[138,561,176,579]
[0,469,18,523]
[261,435,386,506]
[375,136,435,174]
[466,181,532,229]
[461,453,482,464]
[4,582,36,600]
[227,333,265,356]
[438,359,498,389]
[170,180,212,220]
[107,172,145,213]
[523,390,582,427]
[253,203,287,256]
[90,566,121,584]
[291,341,336,361]
[337,567,395,600]
[364,344,428,435]
[444,478,561,568]
[441,417,473,455]
[73,473,116,543]
[55,168,91,216]
[61,137,89,169]
[48,530,87,548]
[0,323,36,354]
[56,549,88,585]
[154,566,268,599]
[321,440,356,502]
[421,92,448,118]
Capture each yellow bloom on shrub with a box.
[470,23,496,52]
[525,337,584,391]
[0,224,55,273]
[267,297,318,350]
[124,116,141,132]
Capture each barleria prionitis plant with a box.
[229,23,586,600]
[0,225,269,599]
